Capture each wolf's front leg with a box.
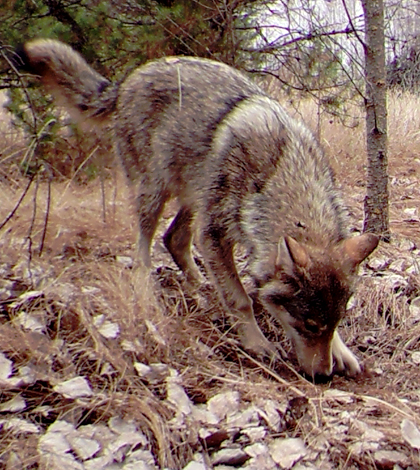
[331,330,361,376]
[200,229,275,356]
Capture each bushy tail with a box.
[17,39,117,123]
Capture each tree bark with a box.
[361,0,389,240]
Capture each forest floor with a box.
[1,91,420,469]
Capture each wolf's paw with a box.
[239,324,279,360]
[332,332,361,376]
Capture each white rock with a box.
[183,462,206,470]
[406,264,420,275]
[0,352,13,381]
[226,406,259,428]
[167,382,193,415]
[134,362,152,377]
[207,391,240,420]
[108,417,138,434]
[0,395,26,412]
[107,431,148,459]
[411,352,420,365]
[39,432,71,454]
[0,417,40,434]
[53,376,93,399]
[149,363,169,376]
[403,207,418,220]
[48,420,75,433]
[125,449,156,466]
[323,389,353,404]
[394,238,417,251]
[98,320,120,339]
[256,400,283,431]
[401,419,420,449]
[16,365,36,385]
[373,450,409,467]
[244,442,269,458]
[84,455,114,470]
[382,273,408,291]
[388,258,407,272]
[15,311,45,332]
[11,290,44,307]
[367,256,390,271]
[346,295,358,310]
[409,297,420,323]
[121,339,137,352]
[67,435,101,461]
[39,452,84,470]
[269,438,307,469]
[241,426,267,442]
[211,447,249,466]
[349,440,379,455]
[116,255,134,269]
[146,320,166,345]
[192,404,219,424]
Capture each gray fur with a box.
[20,39,378,377]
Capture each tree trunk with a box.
[361,0,389,240]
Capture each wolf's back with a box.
[18,39,118,123]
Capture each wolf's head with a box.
[257,233,378,378]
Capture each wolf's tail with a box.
[16,39,117,123]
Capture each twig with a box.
[39,165,53,256]
[0,172,36,231]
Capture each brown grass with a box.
[1,90,420,468]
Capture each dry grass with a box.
[1,90,420,468]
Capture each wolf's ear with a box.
[276,236,311,273]
[340,233,379,272]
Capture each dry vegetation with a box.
[1,90,420,469]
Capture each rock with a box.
[411,352,420,365]
[394,238,416,251]
[167,381,193,417]
[244,442,269,458]
[39,431,71,454]
[269,438,307,469]
[367,256,391,271]
[116,255,134,269]
[93,315,120,339]
[256,399,283,431]
[67,435,101,461]
[134,362,153,377]
[401,419,420,449]
[388,258,408,272]
[373,450,410,469]
[53,376,93,399]
[241,426,267,442]
[226,406,260,428]
[207,391,240,420]
[0,417,40,434]
[323,389,353,404]
[0,395,26,412]
[15,311,45,333]
[108,417,138,435]
[200,429,231,448]
[211,447,249,466]
[0,352,13,382]
[183,462,207,470]
[192,404,219,425]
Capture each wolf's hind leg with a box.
[135,192,167,270]
[163,206,202,285]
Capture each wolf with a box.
[16,39,378,378]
